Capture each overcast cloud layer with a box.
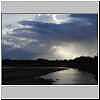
[2,14,98,60]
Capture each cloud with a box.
[2,35,38,49]
[2,14,98,60]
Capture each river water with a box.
[40,68,97,85]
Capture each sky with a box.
[2,14,98,60]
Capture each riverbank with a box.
[2,56,98,85]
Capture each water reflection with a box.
[40,68,97,85]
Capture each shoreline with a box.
[2,66,98,85]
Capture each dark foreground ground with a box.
[2,67,66,85]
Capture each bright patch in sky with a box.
[51,45,77,59]
[52,14,71,24]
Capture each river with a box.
[40,68,97,85]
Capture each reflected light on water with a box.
[53,68,79,79]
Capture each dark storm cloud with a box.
[14,15,97,45]
[2,14,98,60]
